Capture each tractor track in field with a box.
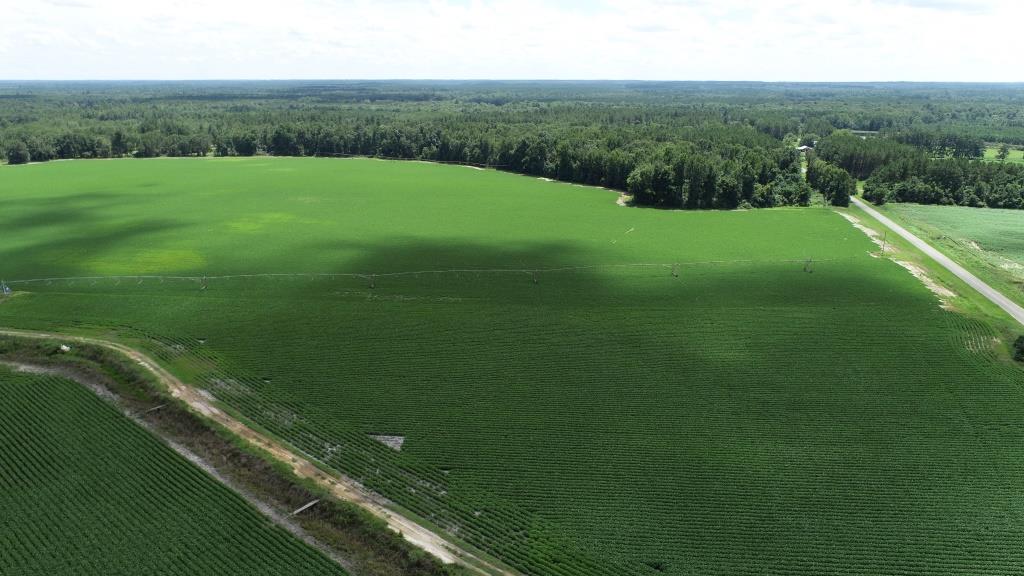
[0,327,517,576]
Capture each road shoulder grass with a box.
[874,203,1024,311]
[843,203,1023,360]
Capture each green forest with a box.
[2,81,1023,209]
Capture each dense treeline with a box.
[816,131,1024,209]
[625,145,805,209]
[886,127,985,158]
[806,156,854,207]
[2,81,1024,209]
[816,129,988,180]
[862,158,1024,209]
[0,81,815,208]
[815,131,926,180]
[2,115,800,205]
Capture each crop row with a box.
[112,286,1024,576]
[5,259,1024,575]
[0,368,344,576]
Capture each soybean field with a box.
[2,158,1024,575]
[0,365,345,576]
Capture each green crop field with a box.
[983,146,1024,164]
[879,203,1024,308]
[2,157,1024,575]
[0,365,345,576]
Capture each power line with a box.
[3,258,849,287]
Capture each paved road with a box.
[850,196,1024,327]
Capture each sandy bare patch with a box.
[1,360,120,401]
[370,435,405,451]
[837,212,885,252]
[209,377,253,397]
[964,239,1024,280]
[894,260,956,305]
[616,194,632,207]
[462,165,485,171]
[537,177,554,182]
[839,211,956,306]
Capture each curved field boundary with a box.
[0,327,519,576]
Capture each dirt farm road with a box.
[851,196,1024,327]
[0,327,516,576]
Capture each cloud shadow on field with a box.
[311,236,597,273]
[254,236,997,576]
[0,220,185,279]
[307,236,946,312]
[0,191,129,230]
[2,232,984,576]
[0,190,188,278]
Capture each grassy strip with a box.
[874,204,1024,310]
[0,335,472,576]
[842,205,1023,359]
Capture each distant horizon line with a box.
[1,78,1023,85]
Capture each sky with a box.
[0,0,1019,82]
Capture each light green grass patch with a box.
[85,248,208,276]
[983,145,1024,163]
[227,211,301,233]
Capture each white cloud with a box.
[0,0,1019,81]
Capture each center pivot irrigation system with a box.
[1,258,837,291]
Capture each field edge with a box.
[0,331,495,576]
